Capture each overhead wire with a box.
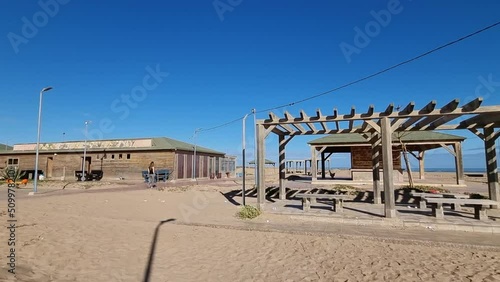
[197,20,500,132]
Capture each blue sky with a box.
[1,0,499,169]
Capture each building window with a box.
[119,154,123,159]
[127,154,131,159]
[7,158,19,165]
[111,154,115,159]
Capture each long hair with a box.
[149,161,155,169]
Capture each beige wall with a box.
[0,150,176,180]
[0,150,226,180]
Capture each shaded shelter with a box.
[308,131,466,183]
[255,98,500,218]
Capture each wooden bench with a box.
[424,198,498,221]
[410,192,469,210]
[296,193,349,213]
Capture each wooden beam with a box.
[268,112,280,122]
[256,124,266,209]
[461,113,500,128]
[315,109,329,131]
[370,132,382,204]
[261,104,500,125]
[439,143,456,157]
[365,120,380,133]
[398,102,415,115]
[462,97,483,112]
[453,142,465,185]
[440,98,460,113]
[484,126,500,207]
[381,117,396,218]
[468,128,485,140]
[419,100,437,114]
[271,127,287,136]
[382,103,394,116]
[361,104,375,117]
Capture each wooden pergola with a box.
[255,98,500,217]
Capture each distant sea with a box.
[330,167,487,173]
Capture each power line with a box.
[198,115,247,132]
[257,20,500,113]
[198,20,500,132]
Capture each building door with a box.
[81,156,92,172]
[46,157,53,178]
[177,154,185,179]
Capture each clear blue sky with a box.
[1,0,499,169]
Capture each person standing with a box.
[148,161,156,188]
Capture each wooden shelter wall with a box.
[351,146,401,170]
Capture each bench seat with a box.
[424,198,498,221]
[410,192,469,210]
[296,193,349,212]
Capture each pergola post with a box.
[278,135,293,200]
[371,132,382,204]
[310,146,317,181]
[453,142,465,185]
[279,135,286,200]
[484,126,499,208]
[381,117,396,218]
[418,151,425,180]
[321,152,326,179]
[304,160,308,175]
[256,123,266,209]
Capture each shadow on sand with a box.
[143,218,176,282]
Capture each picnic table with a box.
[296,193,349,213]
[410,192,469,210]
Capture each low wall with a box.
[351,168,404,182]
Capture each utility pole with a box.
[192,128,201,180]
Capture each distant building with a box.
[0,137,236,181]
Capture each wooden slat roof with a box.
[258,97,500,136]
[309,131,465,145]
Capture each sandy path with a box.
[0,184,499,281]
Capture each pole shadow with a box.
[143,218,176,282]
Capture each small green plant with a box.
[467,193,488,199]
[1,167,26,183]
[236,205,261,219]
[401,185,450,193]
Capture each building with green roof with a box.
[0,137,235,181]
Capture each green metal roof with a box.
[308,131,465,145]
[0,144,12,151]
[0,137,225,155]
[151,137,225,155]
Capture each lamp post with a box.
[33,86,53,194]
[81,121,91,181]
[252,108,257,187]
[192,128,201,180]
[242,112,252,206]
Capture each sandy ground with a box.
[0,173,499,281]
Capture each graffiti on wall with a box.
[13,139,152,151]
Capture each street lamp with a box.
[81,121,91,181]
[192,128,202,180]
[33,86,53,194]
